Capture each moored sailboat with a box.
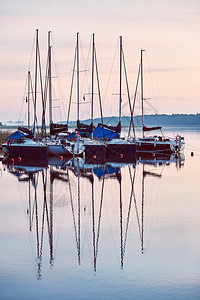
[135,49,185,154]
[2,29,48,162]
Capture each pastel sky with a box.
[0,0,200,123]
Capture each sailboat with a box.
[135,49,185,154]
[84,36,137,164]
[44,31,82,158]
[2,30,48,162]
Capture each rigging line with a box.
[118,170,123,269]
[68,169,79,260]
[51,40,67,120]
[18,74,29,122]
[81,36,92,108]
[128,165,142,239]
[67,42,77,124]
[78,163,81,265]
[103,39,118,104]
[104,191,121,267]
[95,166,105,259]
[19,176,37,268]
[40,171,47,259]
[145,51,159,113]
[128,62,141,138]
[34,181,40,258]
[79,35,90,109]
[122,48,135,138]
[141,164,145,253]
[91,180,96,271]
[123,166,137,254]
[94,47,104,125]
[185,143,200,151]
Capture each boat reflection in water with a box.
[2,152,184,276]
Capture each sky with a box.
[0,0,200,124]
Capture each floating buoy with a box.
[191,152,194,157]
[93,155,96,159]
[17,157,21,162]
[152,153,155,157]
[119,153,123,158]
[59,156,63,161]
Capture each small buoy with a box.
[119,153,123,158]
[152,153,155,157]
[93,155,96,159]
[59,156,63,161]
[17,157,21,162]
[191,152,194,157]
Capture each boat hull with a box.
[106,143,137,163]
[47,144,73,157]
[2,143,48,161]
[84,141,137,164]
[84,144,107,164]
[136,141,174,154]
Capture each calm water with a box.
[0,128,199,300]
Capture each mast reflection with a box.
[2,152,184,275]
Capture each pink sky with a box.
[0,0,200,123]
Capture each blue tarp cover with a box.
[67,131,77,139]
[93,166,120,178]
[6,131,27,140]
[91,125,119,140]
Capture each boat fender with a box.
[176,135,180,141]
[120,153,123,158]
[11,158,14,165]
[59,156,63,161]
[152,153,155,157]
[17,157,21,162]
[93,155,96,159]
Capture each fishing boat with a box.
[135,49,185,154]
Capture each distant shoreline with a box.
[1,113,200,131]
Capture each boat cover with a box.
[93,165,120,178]
[6,131,27,140]
[98,121,121,133]
[50,122,68,135]
[143,125,162,132]
[91,125,119,140]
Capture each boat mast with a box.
[119,36,122,136]
[91,33,95,140]
[33,29,39,139]
[48,31,52,129]
[27,71,31,130]
[141,49,145,138]
[77,32,80,127]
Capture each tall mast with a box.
[48,31,52,128]
[91,33,95,140]
[77,32,80,126]
[119,36,122,134]
[141,49,145,138]
[33,29,39,138]
[27,71,31,130]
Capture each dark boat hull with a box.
[136,142,173,154]
[84,144,107,164]
[84,142,137,164]
[2,144,48,161]
[106,143,137,163]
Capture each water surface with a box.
[0,127,199,299]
